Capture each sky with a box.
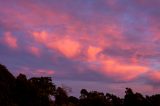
[0,0,160,97]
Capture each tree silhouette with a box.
[68,96,79,106]
[124,88,135,106]
[80,89,108,106]
[29,77,56,106]
[124,88,151,106]
[55,87,68,106]
[15,74,31,106]
[80,89,88,99]
[106,93,123,106]
[0,64,16,106]
[147,94,160,106]
[1,64,160,106]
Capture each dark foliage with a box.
[0,64,16,106]
[1,64,160,106]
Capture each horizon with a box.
[1,63,159,98]
[0,0,160,97]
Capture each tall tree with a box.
[55,87,68,106]
[0,64,16,106]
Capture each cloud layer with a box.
[0,0,160,96]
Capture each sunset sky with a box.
[0,0,160,97]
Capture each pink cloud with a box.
[34,69,55,76]
[28,46,41,57]
[103,62,148,81]
[30,26,150,81]
[90,57,149,81]
[1,0,159,85]
[51,37,81,58]
[17,67,55,77]
[147,71,160,83]
[87,46,102,62]
[32,31,48,43]
[3,32,18,48]
[31,31,82,58]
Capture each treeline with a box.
[0,64,160,106]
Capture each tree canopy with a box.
[0,64,160,106]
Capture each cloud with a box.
[89,57,149,81]
[102,61,148,81]
[146,71,160,85]
[3,32,18,48]
[31,31,82,58]
[87,46,102,61]
[149,71,160,80]
[28,46,41,57]
[53,38,81,58]
[33,69,55,76]
[32,31,48,43]
[16,66,55,77]
[0,0,160,96]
